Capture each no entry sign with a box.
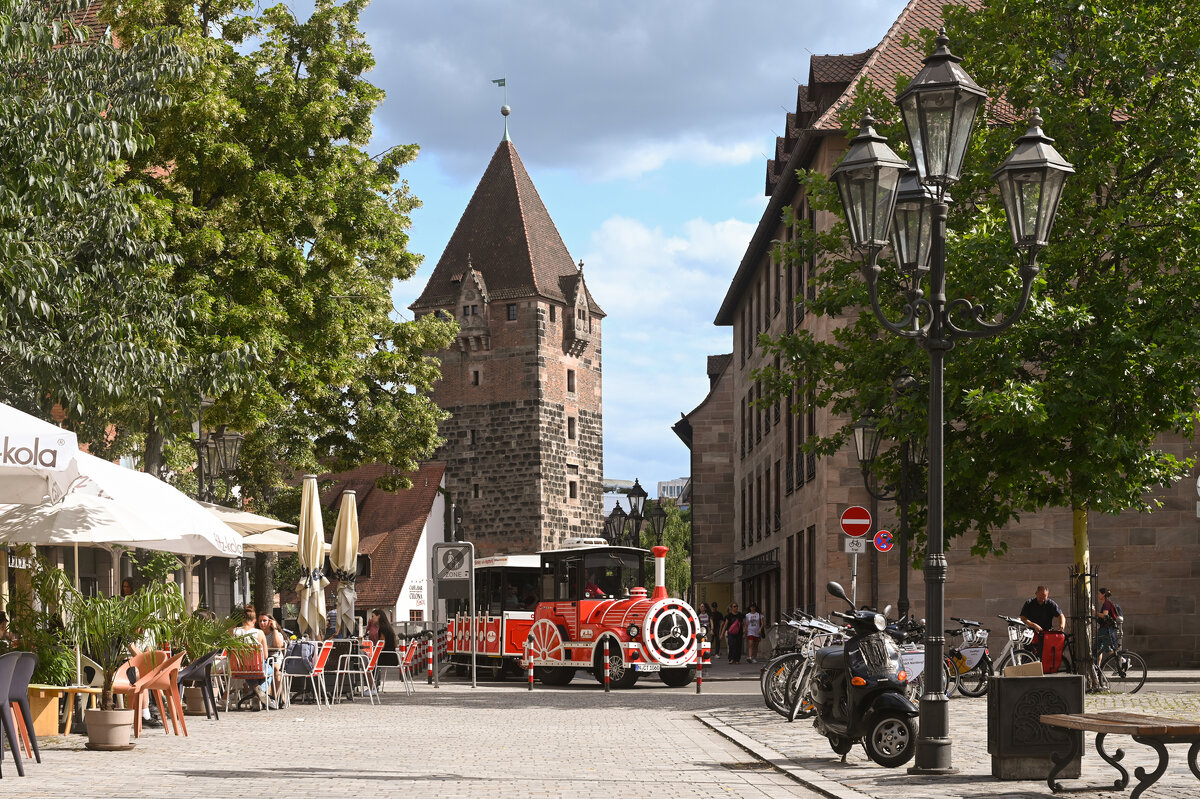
[840,505,872,538]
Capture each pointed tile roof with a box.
[412,139,604,316]
[317,461,445,611]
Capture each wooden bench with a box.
[1040,711,1200,799]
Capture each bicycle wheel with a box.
[786,659,816,721]
[762,654,803,714]
[943,657,957,697]
[1100,650,1146,694]
[1001,649,1038,673]
[955,654,992,697]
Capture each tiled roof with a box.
[70,1,108,42]
[707,354,733,380]
[810,51,874,85]
[317,461,445,611]
[411,140,604,317]
[813,0,982,131]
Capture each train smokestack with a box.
[652,546,668,600]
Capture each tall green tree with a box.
[0,0,189,440]
[100,0,455,497]
[639,501,691,598]
[760,1,1200,663]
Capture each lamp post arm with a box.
[943,259,1040,340]
[863,256,926,340]
[859,465,898,502]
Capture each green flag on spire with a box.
[492,78,505,87]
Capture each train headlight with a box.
[627,624,641,638]
[698,625,708,638]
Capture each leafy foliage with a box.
[759,1,1200,563]
[99,0,456,491]
[638,501,692,598]
[0,0,190,439]
[5,550,77,684]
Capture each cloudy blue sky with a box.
[298,0,909,491]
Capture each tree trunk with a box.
[143,411,164,479]
[1070,504,1093,682]
[254,552,276,615]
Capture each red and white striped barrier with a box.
[426,633,434,684]
[526,637,534,690]
[697,639,709,694]
[603,638,611,693]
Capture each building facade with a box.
[411,135,605,556]
[687,0,1199,665]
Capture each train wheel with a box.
[658,666,696,687]
[535,667,575,686]
[527,619,566,662]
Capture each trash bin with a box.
[986,672,1084,779]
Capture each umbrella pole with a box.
[74,543,81,685]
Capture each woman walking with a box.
[722,602,745,664]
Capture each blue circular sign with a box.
[874,530,894,553]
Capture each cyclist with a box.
[1093,586,1119,665]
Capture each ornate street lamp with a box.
[625,479,647,546]
[604,505,628,545]
[832,30,1073,774]
[196,423,244,505]
[646,501,668,546]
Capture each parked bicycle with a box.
[944,617,991,697]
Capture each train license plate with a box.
[635,663,661,672]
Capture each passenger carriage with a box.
[446,538,704,688]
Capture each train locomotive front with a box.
[523,541,704,688]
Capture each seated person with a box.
[584,571,606,598]
[367,608,399,695]
[233,604,275,709]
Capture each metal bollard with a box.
[603,638,611,693]
[526,637,534,690]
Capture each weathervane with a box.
[492,77,510,140]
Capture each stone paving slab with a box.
[7,683,822,799]
[699,691,1200,799]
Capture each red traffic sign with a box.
[840,506,872,538]
[874,530,895,552]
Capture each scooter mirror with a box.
[826,581,853,607]
[883,604,893,618]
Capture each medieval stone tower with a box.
[410,133,605,556]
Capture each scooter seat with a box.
[814,645,846,671]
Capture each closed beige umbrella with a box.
[296,475,328,638]
[329,491,360,637]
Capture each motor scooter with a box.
[809,582,919,767]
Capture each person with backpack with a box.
[1093,587,1120,665]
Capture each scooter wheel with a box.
[828,734,854,756]
[866,712,917,768]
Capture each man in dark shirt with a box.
[1020,585,1065,633]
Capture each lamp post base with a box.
[908,736,957,775]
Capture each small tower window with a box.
[462,305,470,317]
[472,370,480,386]
[550,305,557,322]
[469,429,477,446]
[506,303,517,321]
[568,481,578,499]
[473,484,480,499]
[566,369,576,393]
[567,417,577,441]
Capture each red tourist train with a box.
[446,538,704,688]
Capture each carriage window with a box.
[558,556,582,601]
[583,551,643,598]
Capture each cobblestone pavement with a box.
[10,681,821,799]
[700,691,1200,799]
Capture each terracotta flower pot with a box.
[183,686,208,716]
[84,707,137,751]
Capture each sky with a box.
[292,0,909,492]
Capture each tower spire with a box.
[492,77,510,141]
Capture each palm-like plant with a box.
[67,581,182,710]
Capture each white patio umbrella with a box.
[196,500,294,536]
[0,401,79,503]
[329,491,360,637]
[296,475,328,638]
[242,528,317,552]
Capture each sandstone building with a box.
[682,0,1200,665]
[411,131,605,556]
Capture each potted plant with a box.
[66,581,178,750]
[6,551,78,735]
[169,611,248,715]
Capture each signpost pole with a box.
[470,556,477,689]
[851,553,858,607]
[431,575,439,688]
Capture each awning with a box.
[736,550,780,581]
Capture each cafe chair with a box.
[0,652,26,777]
[112,650,171,738]
[178,651,221,721]
[225,648,275,713]
[144,652,188,735]
[282,640,333,709]
[7,653,39,764]
[332,640,383,705]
